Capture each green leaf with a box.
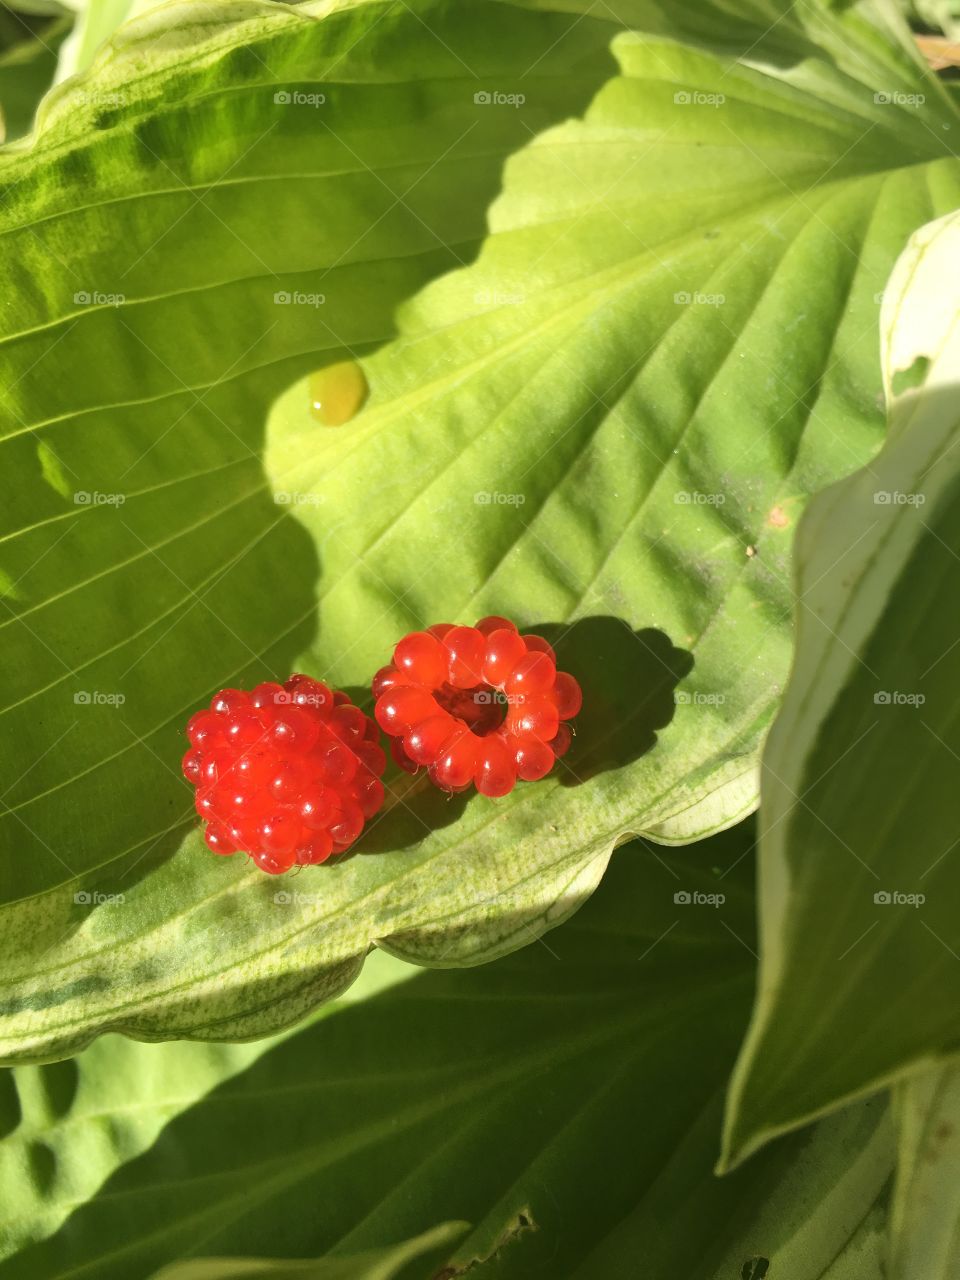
[0,827,895,1280]
[53,0,169,86]
[721,208,960,1169]
[0,953,412,1261]
[146,1225,470,1280]
[1,0,958,1062]
[889,1064,960,1279]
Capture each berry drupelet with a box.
[373,616,581,796]
[182,675,386,874]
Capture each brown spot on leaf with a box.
[767,505,789,529]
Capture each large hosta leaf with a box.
[1,0,958,1061]
[0,830,896,1280]
[0,954,411,1264]
[721,210,960,1168]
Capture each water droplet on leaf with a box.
[308,361,368,426]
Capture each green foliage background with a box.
[0,0,957,1275]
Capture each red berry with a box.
[299,783,339,830]
[390,736,419,773]
[554,672,582,719]
[394,631,447,686]
[427,622,455,640]
[404,714,456,765]
[372,617,580,797]
[475,737,515,797]
[475,615,518,636]
[250,681,285,710]
[260,810,300,856]
[183,678,386,873]
[204,824,236,856]
[509,696,560,742]
[355,774,385,819]
[482,628,527,686]
[181,749,203,783]
[186,711,222,750]
[430,731,478,790]
[522,634,556,663]
[329,800,364,846]
[297,830,334,865]
[269,706,320,754]
[375,686,438,733]
[515,737,555,781]
[505,651,556,698]
[443,626,486,689]
[211,688,248,716]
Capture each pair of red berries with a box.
[182,617,581,874]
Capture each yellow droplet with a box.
[308,361,368,426]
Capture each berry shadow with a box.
[340,616,690,858]
[538,617,692,786]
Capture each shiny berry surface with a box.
[181,674,387,874]
[373,617,581,797]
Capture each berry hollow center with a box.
[433,682,507,735]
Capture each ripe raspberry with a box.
[373,617,581,797]
[182,675,386,875]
